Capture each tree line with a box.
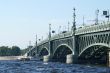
[0,45,33,56]
[0,46,21,56]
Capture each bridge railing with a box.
[75,22,110,35]
[51,31,72,40]
[37,22,110,46]
[37,38,49,46]
[37,31,73,46]
[25,45,36,56]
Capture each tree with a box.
[0,46,12,56]
[11,46,21,56]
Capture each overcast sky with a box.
[0,0,109,49]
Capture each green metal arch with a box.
[26,46,36,56]
[79,43,110,57]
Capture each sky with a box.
[0,0,109,49]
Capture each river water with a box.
[0,60,109,73]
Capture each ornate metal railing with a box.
[38,22,110,46]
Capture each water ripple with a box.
[0,60,109,73]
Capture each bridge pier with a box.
[66,54,78,64]
[107,50,110,67]
[43,55,50,62]
[66,54,73,64]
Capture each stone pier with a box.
[107,50,110,67]
[66,54,73,64]
[43,55,50,62]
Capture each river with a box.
[0,60,109,73]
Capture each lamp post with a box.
[35,34,38,56]
[107,10,109,22]
[49,24,51,55]
[42,36,43,40]
[29,41,31,47]
[58,26,61,34]
[72,8,76,55]
[49,24,51,39]
[71,8,78,63]
[68,22,70,31]
[95,9,99,25]
[72,8,76,36]
[36,34,37,47]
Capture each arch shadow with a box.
[79,43,110,57]
[52,44,73,63]
[78,43,110,65]
[39,47,49,57]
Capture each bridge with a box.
[26,9,110,67]
[26,22,110,66]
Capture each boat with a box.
[29,56,41,61]
[17,56,31,61]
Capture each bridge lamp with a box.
[38,39,41,41]
[52,30,55,34]
[51,30,55,36]
[103,11,107,15]
[52,30,55,33]
[103,10,110,22]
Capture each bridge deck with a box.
[37,22,110,46]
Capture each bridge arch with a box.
[26,47,36,56]
[78,43,110,64]
[31,51,36,57]
[52,44,73,63]
[39,47,49,57]
[79,43,109,56]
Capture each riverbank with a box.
[0,56,24,60]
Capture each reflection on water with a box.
[0,60,109,73]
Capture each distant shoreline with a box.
[0,56,23,60]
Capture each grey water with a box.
[0,60,109,73]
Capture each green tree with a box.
[0,46,12,56]
[11,46,21,56]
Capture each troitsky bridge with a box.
[26,9,110,67]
